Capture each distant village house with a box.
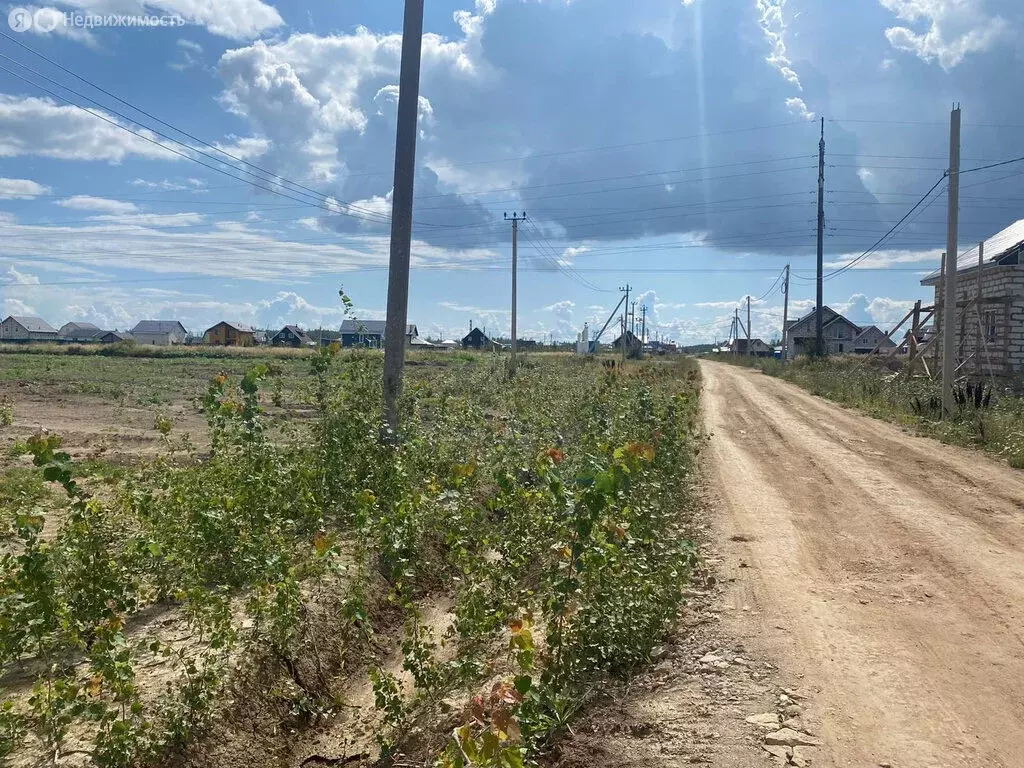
[462,327,500,350]
[131,320,188,346]
[58,322,102,342]
[730,337,773,356]
[204,321,255,347]
[270,325,313,347]
[340,320,420,348]
[784,307,862,358]
[0,316,59,342]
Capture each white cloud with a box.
[86,212,207,227]
[2,297,38,316]
[785,97,815,121]
[130,178,200,191]
[57,195,138,214]
[170,38,204,71]
[0,177,51,199]
[28,0,283,41]
[757,0,802,88]
[5,265,40,285]
[879,0,1010,69]
[0,95,177,162]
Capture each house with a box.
[204,321,255,347]
[58,321,102,342]
[340,320,420,348]
[852,325,896,354]
[0,316,59,342]
[98,331,131,343]
[921,218,1024,376]
[270,325,313,347]
[784,306,862,359]
[730,337,773,356]
[313,329,342,347]
[462,327,499,350]
[131,320,188,346]
[612,330,643,351]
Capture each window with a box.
[984,310,998,342]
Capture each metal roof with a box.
[131,320,186,335]
[339,320,416,337]
[922,218,1024,283]
[341,319,387,335]
[215,321,254,333]
[7,316,57,333]
[60,321,101,334]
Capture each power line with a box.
[817,173,948,281]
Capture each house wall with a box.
[341,332,382,347]
[0,317,28,340]
[931,265,1024,376]
[206,324,253,346]
[0,318,57,342]
[133,327,186,346]
[134,333,171,346]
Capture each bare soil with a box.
[549,361,1024,768]
[696,361,1024,767]
[0,386,209,465]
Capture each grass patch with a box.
[716,353,1024,467]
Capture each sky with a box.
[0,0,1023,343]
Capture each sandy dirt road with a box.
[701,361,1024,768]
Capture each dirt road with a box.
[701,361,1024,768]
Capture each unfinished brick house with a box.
[921,218,1024,378]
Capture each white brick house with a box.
[784,306,862,359]
[921,219,1024,377]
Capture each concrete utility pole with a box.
[504,212,526,364]
[641,304,647,345]
[619,284,631,361]
[382,0,425,431]
[975,240,984,380]
[746,295,752,356]
[781,264,791,362]
[942,105,961,418]
[816,116,826,357]
[733,308,740,354]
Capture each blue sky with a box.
[0,0,1023,342]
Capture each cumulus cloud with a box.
[0,96,177,162]
[27,0,283,41]
[0,177,51,199]
[757,0,803,88]
[879,0,1010,69]
[785,97,815,120]
[56,195,138,213]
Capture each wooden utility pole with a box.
[504,212,526,364]
[746,295,752,356]
[382,0,425,431]
[941,105,961,417]
[816,117,826,357]
[781,264,791,362]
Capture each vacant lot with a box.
[0,350,704,768]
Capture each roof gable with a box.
[787,306,840,336]
[131,320,186,335]
[341,319,387,335]
[922,218,1024,284]
[7,316,57,333]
